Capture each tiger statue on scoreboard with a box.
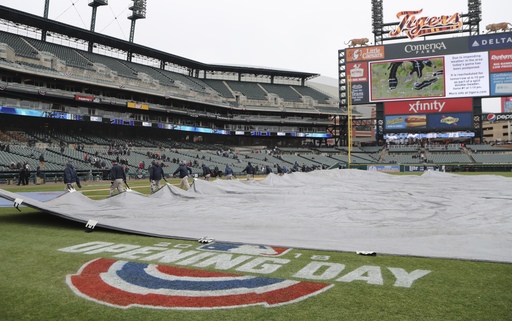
[486,22,512,33]
[344,38,369,47]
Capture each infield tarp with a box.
[1,169,511,263]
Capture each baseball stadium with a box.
[0,1,511,320]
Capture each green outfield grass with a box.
[0,173,511,321]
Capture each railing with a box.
[0,170,104,185]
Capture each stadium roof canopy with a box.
[0,5,319,82]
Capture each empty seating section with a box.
[280,154,315,166]
[225,81,267,100]
[427,154,472,163]
[243,152,282,165]
[298,154,337,166]
[79,51,138,79]
[19,61,56,71]
[361,146,383,153]
[0,31,39,59]
[427,145,461,152]
[314,148,339,153]
[0,150,40,170]
[260,84,302,102]
[202,80,235,98]
[384,154,420,164]
[314,106,342,113]
[292,86,331,103]
[466,144,504,152]
[122,61,176,87]
[472,153,512,163]
[0,32,342,113]
[24,38,93,70]
[387,145,420,153]
[330,154,350,164]
[337,146,364,153]
[351,153,379,163]
[160,71,208,92]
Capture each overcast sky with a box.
[1,0,509,111]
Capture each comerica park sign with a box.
[390,9,463,40]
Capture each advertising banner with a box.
[427,112,473,130]
[384,111,473,132]
[385,37,468,60]
[484,113,512,122]
[502,97,512,112]
[385,114,426,131]
[469,32,512,51]
[367,165,400,172]
[404,165,438,172]
[127,101,149,110]
[384,98,473,115]
[490,72,512,96]
[346,46,385,62]
[489,49,512,73]
[74,94,95,102]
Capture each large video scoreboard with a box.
[343,31,512,134]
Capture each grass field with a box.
[0,174,511,321]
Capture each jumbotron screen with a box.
[343,31,512,133]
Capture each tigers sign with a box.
[390,9,463,40]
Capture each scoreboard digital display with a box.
[345,32,512,105]
[342,32,512,134]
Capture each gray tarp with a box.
[1,169,511,263]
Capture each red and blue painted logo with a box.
[67,258,332,309]
[197,242,291,256]
[487,113,496,122]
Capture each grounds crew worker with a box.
[149,161,165,193]
[63,161,81,191]
[173,160,193,190]
[109,159,126,196]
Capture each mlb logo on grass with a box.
[197,242,291,257]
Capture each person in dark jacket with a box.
[17,164,25,186]
[109,160,126,196]
[149,161,165,193]
[36,165,43,185]
[242,162,255,180]
[17,162,30,186]
[173,161,192,190]
[224,165,234,180]
[202,163,212,181]
[39,153,45,169]
[64,161,81,191]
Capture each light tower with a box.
[127,0,147,61]
[88,0,109,52]
[40,0,52,41]
[89,0,109,32]
[467,0,482,35]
